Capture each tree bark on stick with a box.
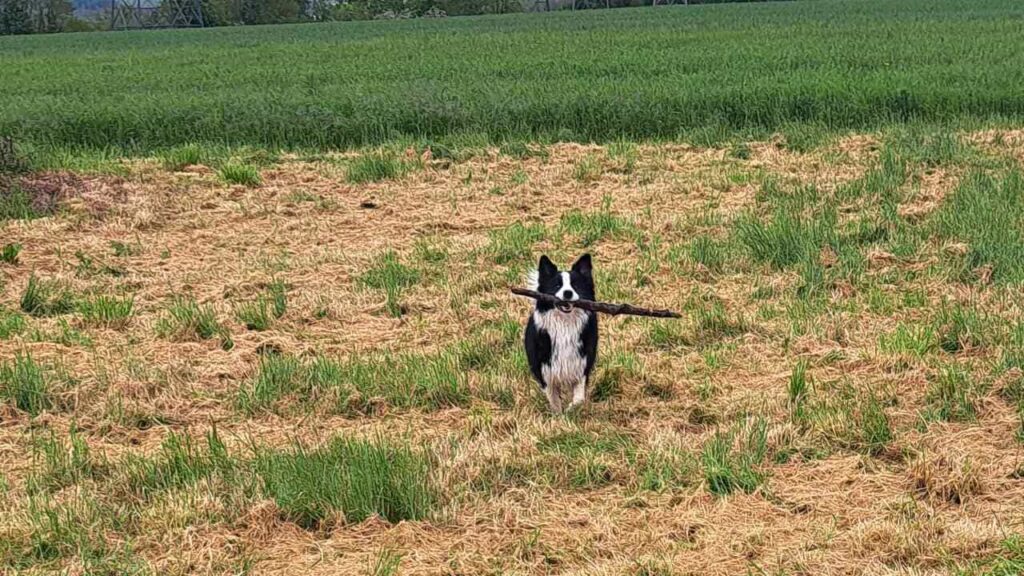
[510,288,681,319]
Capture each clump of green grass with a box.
[0,353,54,416]
[218,163,261,186]
[370,548,403,576]
[346,152,414,184]
[789,378,894,456]
[572,154,603,182]
[779,121,831,153]
[256,436,436,528]
[647,320,687,351]
[235,299,272,331]
[0,307,26,339]
[691,297,748,346]
[925,363,983,422]
[607,141,638,174]
[788,359,810,417]
[28,426,106,494]
[591,350,642,402]
[238,354,308,413]
[700,419,769,496]
[120,429,235,499]
[346,350,470,413]
[358,250,421,318]
[933,170,1024,283]
[239,350,469,415]
[836,147,907,202]
[1,242,21,264]
[73,250,124,278]
[858,393,894,455]
[647,297,746,350]
[160,143,204,171]
[638,442,697,492]
[878,323,939,359]
[77,294,133,330]
[934,303,990,353]
[235,281,288,331]
[413,237,448,265]
[155,295,232,349]
[733,204,836,270]
[560,197,634,247]
[538,429,634,459]
[0,185,42,221]
[510,169,528,186]
[16,491,131,570]
[485,222,546,265]
[686,234,728,272]
[1002,322,1024,373]
[268,279,287,318]
[20,274,75,317]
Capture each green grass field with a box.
[2,0,1023,160]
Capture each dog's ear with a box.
[572,254,593,277]
[538,255,558,278]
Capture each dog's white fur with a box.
[526,269,588,409]
[525,269,539,291]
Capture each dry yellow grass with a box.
[1,132,1023,575]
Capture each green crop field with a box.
[2,0,1023,160]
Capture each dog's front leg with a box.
[568,377,586,411]
[544,382,563,414]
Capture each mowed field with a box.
[4,1,1024,575]
[4,129,1024,574]
[1,0,1024,159]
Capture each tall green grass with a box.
[700,419,769,496]
[155,295,233,349]
[358,250,421,317]
[255,436,435,527]
[0,353,56,416]
[120,429,236,498]
[20,274,75,317]
[934,171,1024,283]
[2,0,1023,158]
[237,349,470,414]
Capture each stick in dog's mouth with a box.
[556,301,574,313]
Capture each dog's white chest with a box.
[534,309,588,386]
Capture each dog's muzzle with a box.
[556,301,574,313]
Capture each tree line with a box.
[0,0,784,35]
[0,0,79,34]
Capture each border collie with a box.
[524,254,598,413]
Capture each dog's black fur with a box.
[523,254,598,412]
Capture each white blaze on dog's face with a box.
[527,254,595,314]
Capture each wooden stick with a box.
[510,287,681,319]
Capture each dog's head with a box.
[527,254,595,313]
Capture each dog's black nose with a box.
[561,290,574,300]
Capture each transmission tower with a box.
[111,0,204,30]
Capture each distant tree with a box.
[0,0,33,34]
[202,0,242,25]
[240,0,304,24]
[28,0,73,32]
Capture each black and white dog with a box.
[524,254,598,413]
